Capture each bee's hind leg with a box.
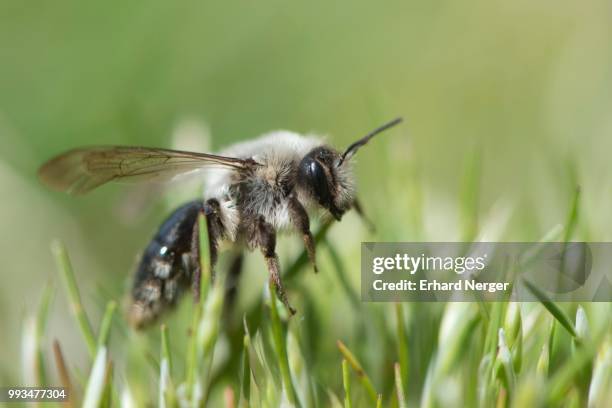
[288,195,318,273]
[257,217,296,315]
[191,198,224,302]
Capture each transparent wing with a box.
[38,146,256,195]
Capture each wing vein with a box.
[38,145,254,195]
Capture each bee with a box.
[38,118,402,328]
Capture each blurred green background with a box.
[1,0,611,404]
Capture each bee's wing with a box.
[38,146,257,195]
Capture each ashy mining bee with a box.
[38,118,402,328]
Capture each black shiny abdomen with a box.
[129,199,204,327]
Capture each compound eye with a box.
[307,160,327,194]
[300,157,333,206]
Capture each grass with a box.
[3,2,611,406]
[15,184,611,407]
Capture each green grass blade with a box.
[52,340,75,406]
[522,279,577,337]
[185,311,200,399]
[51,240,96,358]
[97,301,116,349]
[198,211,211,301]
[324,239,360,309]
[327,389,344,408]
[160,324,173,373]
[484,302,505,358]
[342,359,351,408]
[159,324,176,408]
[547,339,599,404]
[504,302,523,373]
[563,186,580,243]
[494,329,515,397]
[192,270,226,405]
[336,340,377,404]
[536,344,549,379]
[35,284,54,386]
[268,280,299,406]
[574,305,589,345]
[588,338,611,407]
[395,303,409,395]
[185,211,213,400]
[100,360,114,407]
[82,346,109,408]
[547,319,557,367]
[96,300,117,405]
[286,327,314,408]
[239,334,251,408]
[242,319,268,398]
[394,362,407,408]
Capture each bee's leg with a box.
[352,198,376,232]
[191,198,223,302]
[288,195,318,272]
[257,217,296,315]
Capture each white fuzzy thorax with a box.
[203,130,356,241]
[204,132,321,234]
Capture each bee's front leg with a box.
[288,195,318,273]
[257,217,296,315]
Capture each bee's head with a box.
[297,118,402,220]
[297,146,354,220]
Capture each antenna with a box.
[339,117,403,166]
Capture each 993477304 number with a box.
[0,387,67,402]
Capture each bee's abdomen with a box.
[128,200,203,328]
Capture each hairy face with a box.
[297,146,355,220]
